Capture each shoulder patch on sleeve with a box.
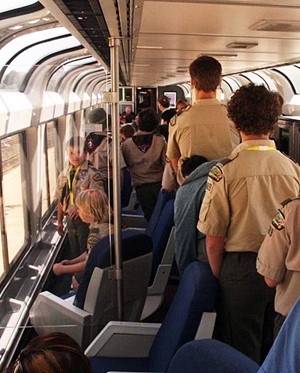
[208,164,224,182]
[170,115,177,126]
[271,209,285,231]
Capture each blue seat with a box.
[167,339,259,373]
[168,296,300,373]
[121,167,133,208]
[140,190,176,319]
[30,230,153,349]
[145,190,175,285]
[86,261,218,372]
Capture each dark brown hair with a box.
[6,332,93,373]
[227,83,282,135]
[189,55,222,92]
[138,108,160,132]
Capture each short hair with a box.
[181,155,208,178]
[189,55,222,92]
[66,136,85,152]
[138,108,160,132]
[227,83,282,135]
[88,108,109,130]
[76,189,112,223]
[176,98,188,111]
[6,332,92,373]
[120,124,135,139]
[158,95,170,109]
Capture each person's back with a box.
[257,196,300,336]
[175,156,219,275]
[167,55,240,184]
[198,83,300,364]
[122,108,167,221]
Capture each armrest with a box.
[121,214,148,228]
[85,321,161,358]
[30,291,92,348]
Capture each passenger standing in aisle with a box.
[167,55,240,185]
[198,84,300,364]
[84,108,126,199]
[56,136,104,258]
[157,95,176,141]
[121,108,167,221]
[257,196,300,337]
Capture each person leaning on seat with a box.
[198,83,300,364]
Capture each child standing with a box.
[121,108,167,221]
[53,189,112,290]
[56,136,104,258]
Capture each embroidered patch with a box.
[208,164,224,182]
[92,173,102,182]
[206,181,213,192]
[271,209,285,231]
[267,225,274,237]
[78,170,87,180]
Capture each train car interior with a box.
[1,0,300,371]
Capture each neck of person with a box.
[240,132,271,142]
[195,89,216,100]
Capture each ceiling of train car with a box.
[40,0,300,87]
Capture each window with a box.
[0,134,26,276]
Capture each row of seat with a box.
[30,190,177,349]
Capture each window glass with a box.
[1,34,81,90]
[47,56,96,90]
[41,124,48,217]
[0,0,38,13]
[274,65,300,94]
[47,122,58,205]
[0,134,26,277]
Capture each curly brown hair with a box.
[227,83,282,135]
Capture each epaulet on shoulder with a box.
[281,196,300,207]
[170,105,191,126]
[217,153,237,166]
[178,104,191,116]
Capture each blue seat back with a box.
[121,167,133,208]
[167,339,259,373]
[259,296,300,373]
[74,230,153,309]
[148,261,218,372]
[145,190,175,284]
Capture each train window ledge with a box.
[0,208,65,371]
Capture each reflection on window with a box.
[47,56,96,91]
[0,29,81,90]
[47,121,58,206]
[0,134,26,277]
[41,123,53,217]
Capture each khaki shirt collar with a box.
[231,139,276,157]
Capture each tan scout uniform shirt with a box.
[198,140,300,253]
[57,159,104,214]
[87,133,126,179]
[167,99,240,184]
[257,197,300,316]
[121,131,167,188]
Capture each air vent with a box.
[250,19,300,32]
[226,42,258,49]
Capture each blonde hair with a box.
[75,189,111,223]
